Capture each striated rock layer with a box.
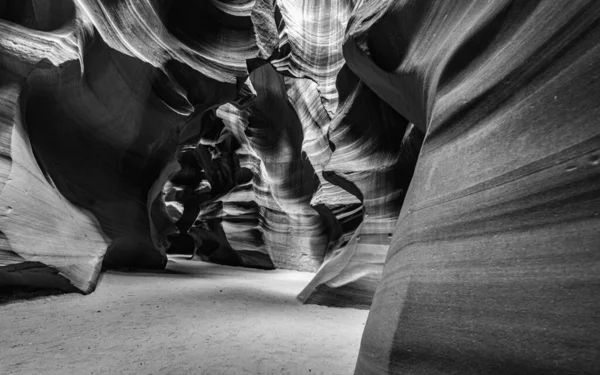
[350,0,600,374]
[1,8,598,374]
[1,0,420,306]
[163,0,420,308]
[0,69,109,293]
[0,0,259,292]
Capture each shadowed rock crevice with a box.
[24,35,184,270]
[0,0,75,32]
[298,63,424,308]
[0,261,79,294]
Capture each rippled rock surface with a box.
[1,1,599,372]
[349,0,600,374]
[0,0,254,292]
[0,0,417,307]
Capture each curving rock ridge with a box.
[266,0,355,115]
[170,0,422,307]
[0,0,258,292]
[76,0,258,84]
[297,65,423,308]
[181,65,340,273]
[349,0,600,374]
[1,6,598,374]
[0,69,109,293]
[3,0,409,303]
[0,2,109,293]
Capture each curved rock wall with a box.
[350,0,600,373]
[1,2,598,372]
[161,0,421,308]
[0,0,255,292]
[1,0,420,307]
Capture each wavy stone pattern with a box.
[167,1,418,307]
[0,4,108,293]
[0,72,108,293]
[184,98,279,269]
[297,65,423,308]
[349,0,600,374]
[76,0,258,84]
[0,0,258,292]
[184,65,336,273]
[269,0,355,115]
[1,0,598,371]
[167,32,416,306]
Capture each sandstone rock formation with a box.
[0,0,247,292]
[348,0,600,374]
[1,0,418,308]
[1,0,599,372]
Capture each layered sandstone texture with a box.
[0,0,599,373]
[349,1,600,374]
[0,0,419,308]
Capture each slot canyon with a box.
[0,0,599,374]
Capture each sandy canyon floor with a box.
[0,256,368,374]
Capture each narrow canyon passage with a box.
[1,257,368,375]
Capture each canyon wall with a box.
[348,1,600,374]
[0,0,420,309]
[0,1,598,373]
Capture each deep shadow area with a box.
[0,262,78,305]
[23,34,185,270]
[0,284,66,305]
[0,0,75,31]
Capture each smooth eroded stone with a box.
[352,1,600,373]
[0,73,109,293]
[298,65,422,309]
[0,0,247,291]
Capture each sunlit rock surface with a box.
[349,0,600,374]
[163,0,415,307]
[298,66,423,308]
[0,0,414,307]
[1,1,599,372]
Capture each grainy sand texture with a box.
[1,256,368,375]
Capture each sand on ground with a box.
[0,256,368,375]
